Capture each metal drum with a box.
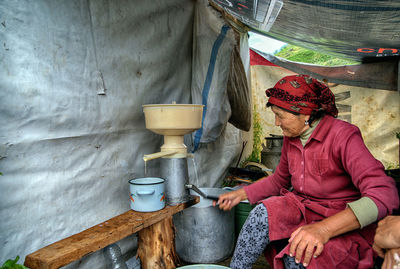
[174,188,235,264]
[261,135,283,171]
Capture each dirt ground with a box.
[216,254,271,269]
[179,254,271,268]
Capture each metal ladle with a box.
[185,184,220,202]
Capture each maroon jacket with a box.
[244,115,399,269]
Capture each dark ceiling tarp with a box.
[212,0,400,63]
[250,48,399,91]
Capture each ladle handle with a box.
[185,184,219,201]
[185,184,205,197]
[205,194,220,201]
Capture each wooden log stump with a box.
[138,216,180,269]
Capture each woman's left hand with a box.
[381,248,400,269]
[288,222,330,267]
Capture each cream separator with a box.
[142,103,204,205]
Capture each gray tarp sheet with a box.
[0,1,244,267]
[252,48,399,91]
[212,0,400,62]
[188,0,243,187]
[251,58,400,169]
[191,0,235,146]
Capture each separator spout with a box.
[143,150,180,162]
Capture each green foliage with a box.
[385,162,400,170]
[396,132,400,139]
[275,45,359,66]
[242,105,263,164]
[1,256,29,269]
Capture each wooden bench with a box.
[24,196,199,269]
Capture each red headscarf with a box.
[266,74,338,117]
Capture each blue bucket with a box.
[129,177,165,212]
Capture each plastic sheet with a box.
[227,45,252,131]
[191,0,235,148]
[251,61,400,168]
[0,0,194,267]
[251,48,399,91]
[0,1,247,268]
[212,0,400,62]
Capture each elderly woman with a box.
[216,75,399,269]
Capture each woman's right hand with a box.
[213,188,248,211]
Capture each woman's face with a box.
[271,105,310,137]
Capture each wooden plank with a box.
[24,196,199,269]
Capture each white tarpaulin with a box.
[0,1,245,268]
[251,60,400,168]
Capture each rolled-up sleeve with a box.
[347,197,378,228]
[339,126,399,220]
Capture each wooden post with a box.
[138,216,180,269]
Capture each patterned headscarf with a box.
[265,74,338,117]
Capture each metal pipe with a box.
[103,244,128,269]
[143,150,178,162]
